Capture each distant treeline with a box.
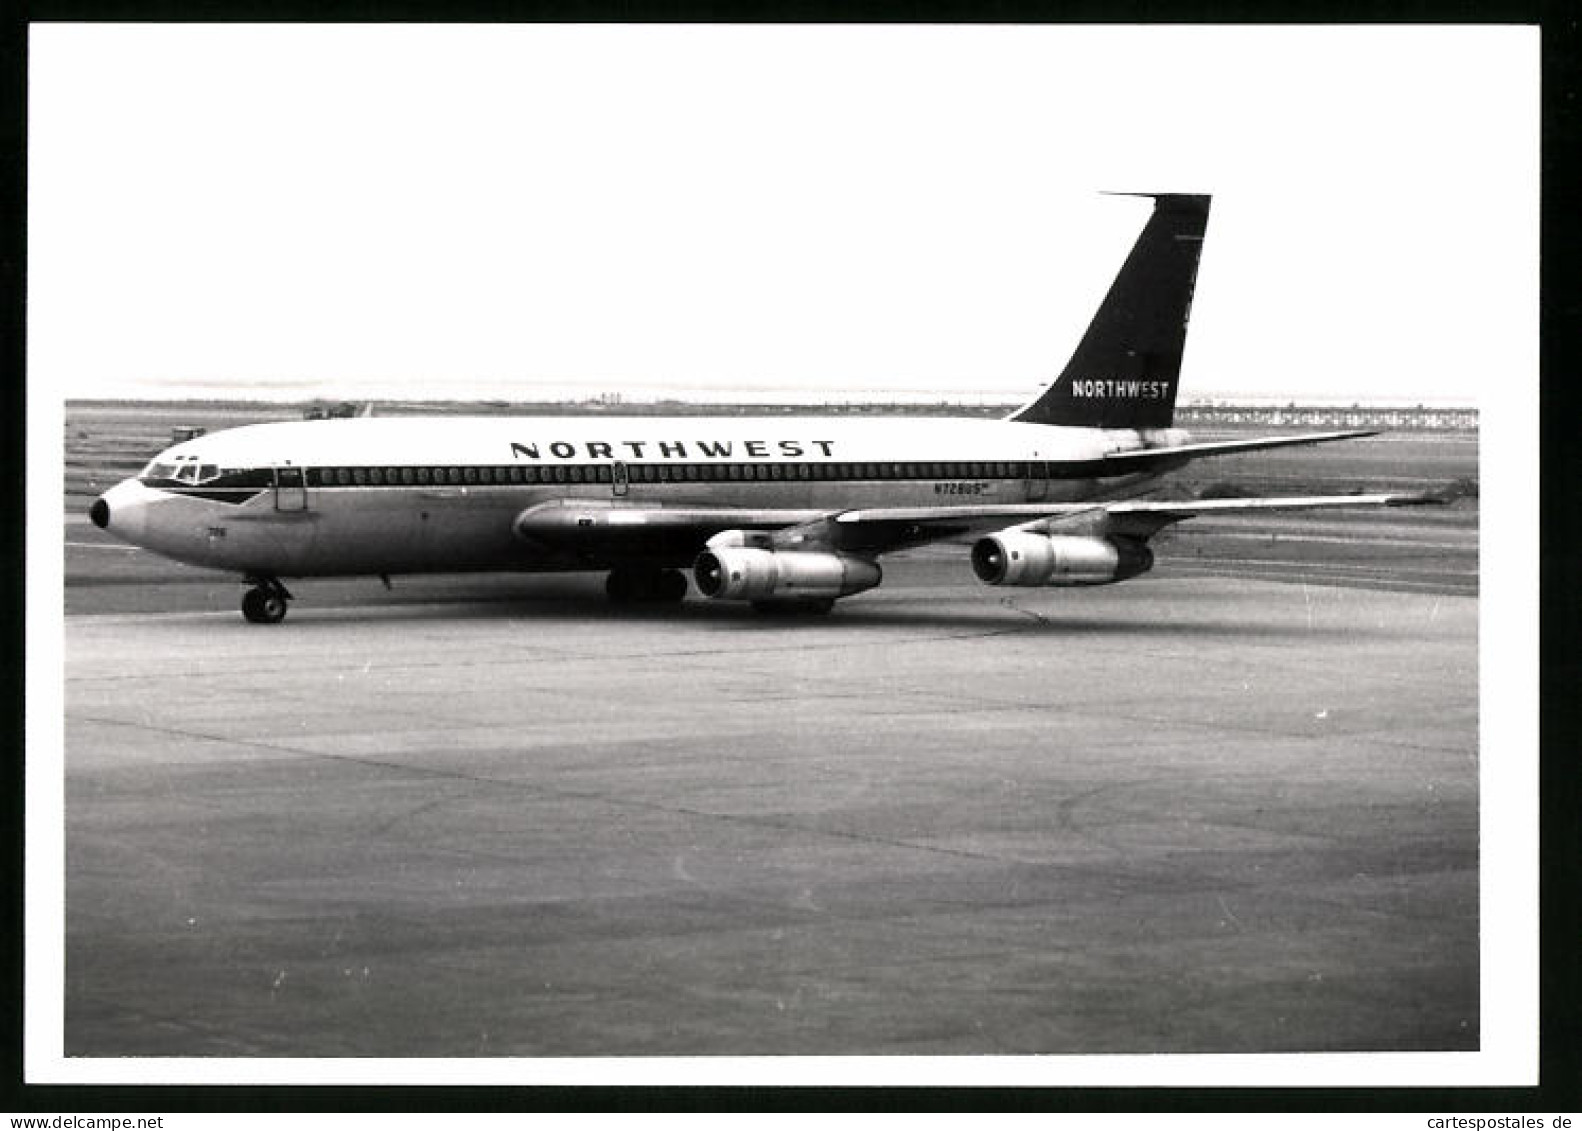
[67,398,1479,432]
[1174,404,1477,432]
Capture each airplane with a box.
[88,193,1440,624]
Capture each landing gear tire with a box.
[605,567,640,604]
[607,567,688,605]
[241,586,288,624]
[751,598,836,616]
[656,568,688,603]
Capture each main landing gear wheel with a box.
[606,566,689,605]
[241,577,293,624]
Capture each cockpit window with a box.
[139,455,229,485]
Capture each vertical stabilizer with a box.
[1010,193,1211,429]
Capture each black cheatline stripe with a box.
[296,460,1128,487]
[160,487,266,505]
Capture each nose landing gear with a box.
[241,575,294,624]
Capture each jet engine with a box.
[693,545,882,602]
[970,531,1154,587]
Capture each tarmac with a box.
[57,538,1481,1065]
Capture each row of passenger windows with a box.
[306,462,1041,488]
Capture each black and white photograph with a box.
[27,22,1536,1091]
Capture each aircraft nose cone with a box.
[93,478,152,545]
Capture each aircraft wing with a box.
[820,490,1446,551]
[511,499,830,562]
[513,489,1446,560]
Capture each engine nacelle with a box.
[694,546,882,601]
[970,531,1153,587]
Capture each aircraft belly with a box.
[303,491,527,575]
[182,491,524,576]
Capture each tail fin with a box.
[1010,193,1211,429]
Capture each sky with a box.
[28,24,1537,405]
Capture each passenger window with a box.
[416,468,430,484]
[509,466,523,483]
[369,468,385,485]
[770,464,784,480]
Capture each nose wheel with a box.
[241,576,293,624]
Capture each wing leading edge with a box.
[827,490,1444,547]
[512,489,1446,562]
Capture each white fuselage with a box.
[94,415,1186,577]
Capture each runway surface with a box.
[60,543,1479,1060]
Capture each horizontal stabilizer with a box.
[1104,429,1379,465]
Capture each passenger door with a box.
[1026,460,1050,502]
[274,465,308,511]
